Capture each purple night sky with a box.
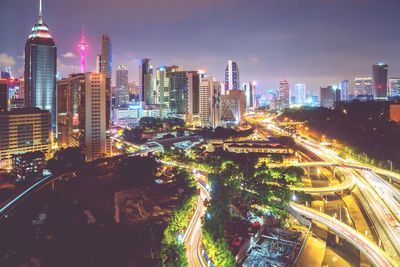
[1,0,400,93]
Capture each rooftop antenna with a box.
[38,0,44,23]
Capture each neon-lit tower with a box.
[79,26,88,73]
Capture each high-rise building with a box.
[389,78,400,97]
[354,77,373,96]
[169,71,200,121]
[292,83,306,105]
[199,77,221,127]
[0,108,51,168]
[0,79,8,111]
[224,60,240,90]
[339,80,349,101]
[221,90,245,125]
[242,81,256,109]
[279,80,290,108]
[24,1,57,138]
[320,86,336,108]
[98,34,112,78]
[115,65,129,106]
[139,58,155,104]
[78,26,88,73]
[372,63,388,99]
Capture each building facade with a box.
[116,65,129,106]
[320,86,336,108]
[224,60,240,90]
[372,63,388,99]
[0,79,8,112]
[242,81,256,109]
[12,151,45,180]
[199,77,221,127]
[279,80,290,108]
[389,78,400,97]
[292,83,306,105]
[339,80,349,101]
[221,89,245,125]
[0,108,51,168]
[354,77,373,96]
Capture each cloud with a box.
[57,58,80,76]
[0,53,16,66]
[62,52,77,58]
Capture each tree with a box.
[117,156,160,186]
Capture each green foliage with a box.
[47,147,85,174]
[139,117,185,132]
[117,156,160,186]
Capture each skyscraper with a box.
[0,79,8,112]
[98,34,112,78]
[221,90,245,125]
[169,71,200,121]
[372,63,388,99]
[224,60,240,90]
[279,80,290,108]
[24,0,57,138]
[320,86,336,108]
[199,77,221,127]
[155,66,170,108]
[339,80,349,101]
[292,83,306,105]
[242,81,256,109]
[139,58,154,104]
[78,26,88,73]
[115,65,129,106]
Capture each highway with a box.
[183,182,209,267]
[0,171,73,220]
[290,203,397,267]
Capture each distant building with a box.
[320,86,336,108]
[12,151,45,180]
[0,108,51,168]
[339,80,349,101]
[98,34,112,79]
[169,71,200,123]
[24,2,57,138]
[139,58,154,104]
[389,104,400,123]
[199,77,221,127]
[389,78,400,97]
[372,63,388,99]
[116,65,129,106]
[279,80,290,108]
[222,141,293,155]
[292,83,306,105]
[221,89,245,125]
[224,60,240,90]
[354,77,373,97]
[242,81,256,109]
[0,79,8,111]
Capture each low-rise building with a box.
[389,103,400,123]
[223,141,293,154]
[12,151,46,180]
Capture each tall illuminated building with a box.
[224,60,240,90]
[98,34,112,78]
[78,26,88,73]
[116,65,129,106]
[291,83,306,105]
[339,80,349,101]
[372,63,388,99]
[139,58,154,104]
[24,0,57,138]
[389,78,400,97]
[242,81,256,109]
[155,66,170,108]
[354,77,373,96]
[279,80,290,108]
[199,77,221,127]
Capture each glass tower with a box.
[24,1,57,138]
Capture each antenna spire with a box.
[38,0,44,23]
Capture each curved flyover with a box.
[290,203,397,267]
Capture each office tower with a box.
[339,80,349,101]
[0,79,7,111]
[199,77,221,127]
[78,26,88,73]
[292,83,306,105]
[320,86,336,108]
[169,71,200,121]
[389,78,400,97]
[221,90,245,125]
[156,66,170,108]
[56,78,69,147]
[0,108,51,168]
[224,60,240,90]
[12,151,46,180]
[98,34,112,78]
[116,65,129,106]
[372,63,388,99]
[354,77,373,96]
[139,58,155,104]
[24,0,57,138]
[56,73,110,160]
[279,80,290,107]
[242,81,256,109]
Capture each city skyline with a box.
[1,0,400,92]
